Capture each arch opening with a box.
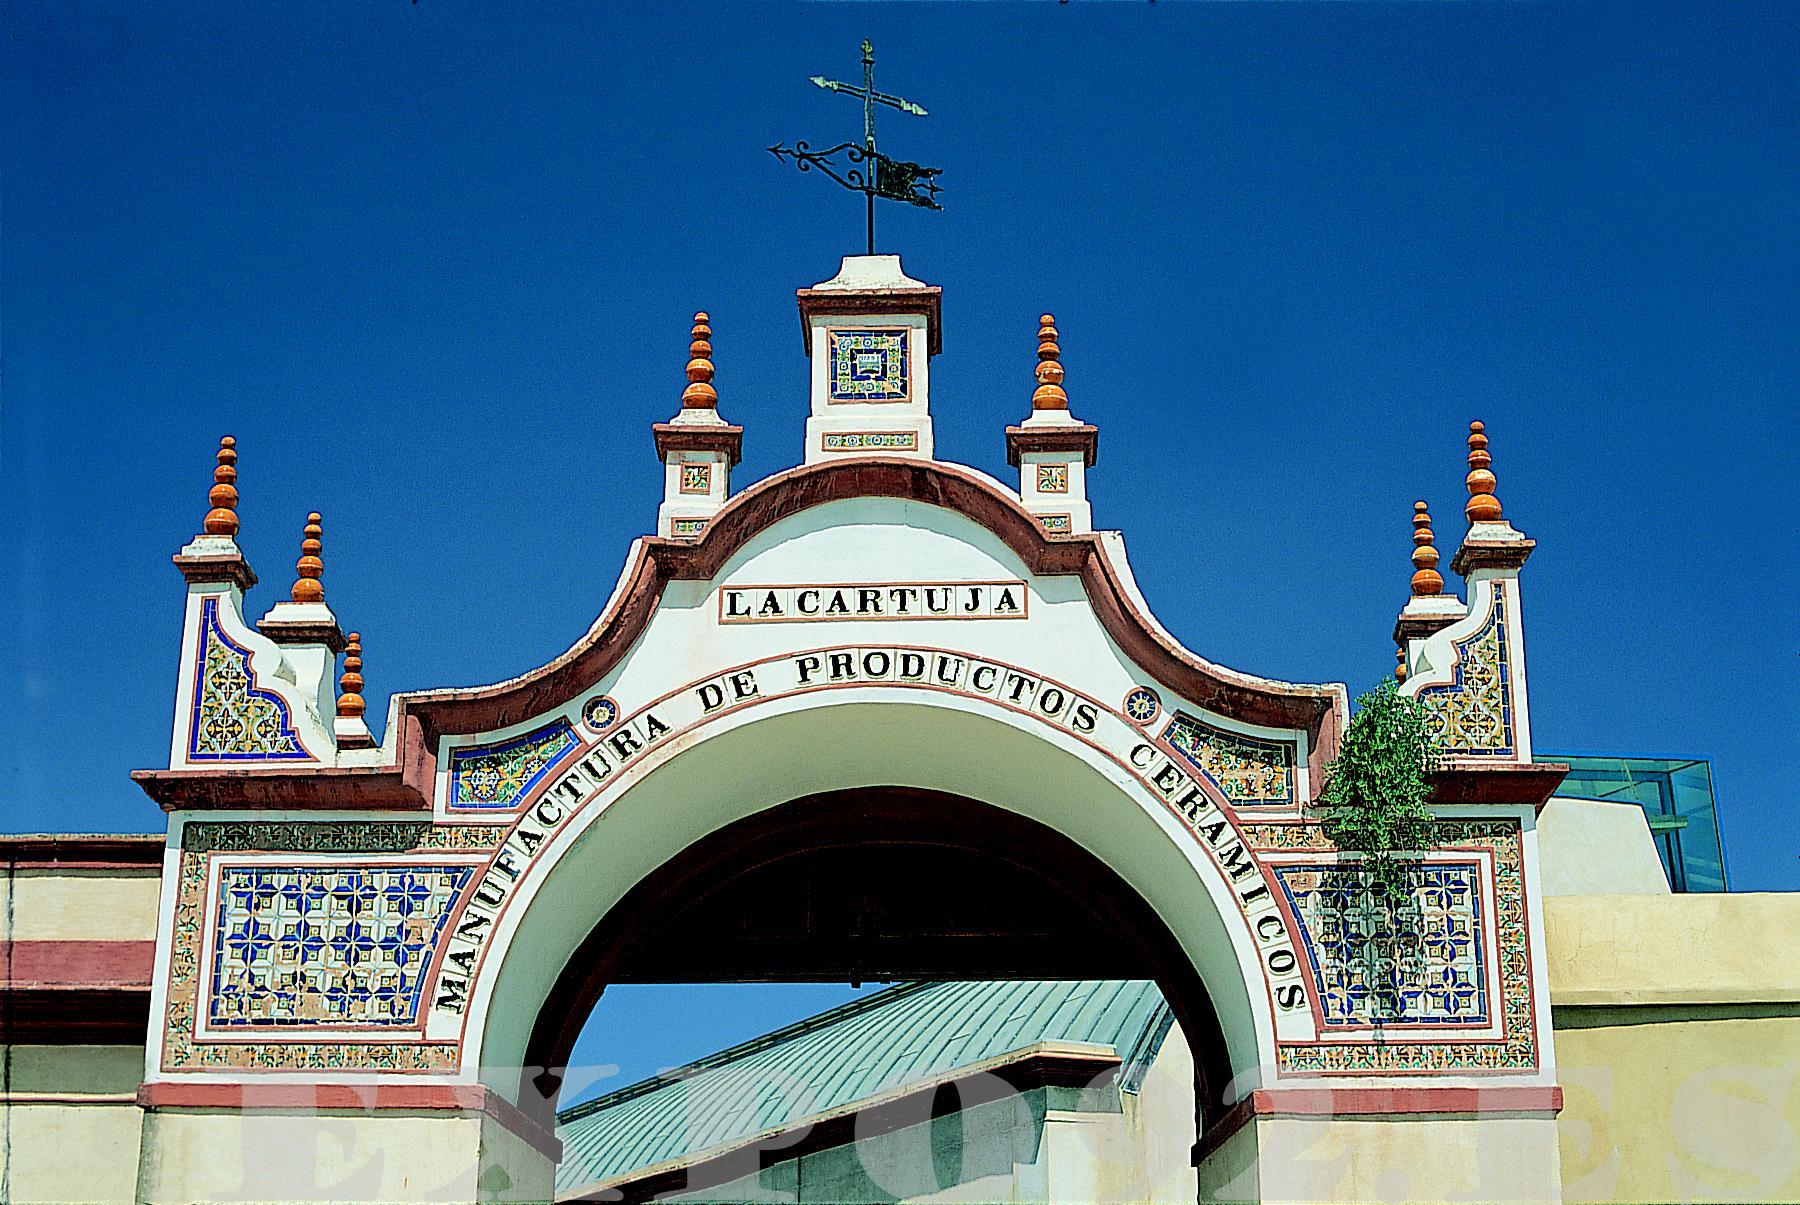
[527,788,1234,1111]
[464,696,1280,1183]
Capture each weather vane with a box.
[768,38,942,255]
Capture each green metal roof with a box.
[554,980,1172,1194]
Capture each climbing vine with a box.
[1318,677,1438,904]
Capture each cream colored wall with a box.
[1,863,160,1204]
[0,865,162,941]
[1535,797,1669,896]
[1547,892,1800,1204]
[1200,1114,1564,1205]
[1078,1021,1197,1205]
[136,1108,502,1203]
[1194,1119,1258,1205]
[0,1046,144,1204]
[1545,893,1799,1006]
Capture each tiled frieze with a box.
[207,864,474,1028]
[821,431,917,452]
[1163,712,1296,807]
[188,597,312,762]
[446,720,580,811]
[163,822,502,1072]
[1416,585,1515,757]
[1246,821,1537,1073]
[1272,862,1487,1028]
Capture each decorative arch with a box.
[401,456,1342,749]
[457,693,1290,1122]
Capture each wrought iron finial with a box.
[769,39,942,254]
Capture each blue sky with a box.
[4,3,1794,1092]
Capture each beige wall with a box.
[1198,1113,1563,1204]
[1535,797,1669,896]
[1083,1021,1197,1204]
[0,1046,144,1204]
[135,1107,551,1203]
[2,856,161,1204]
[0,865,162,942]
[1548,893,1800,1204]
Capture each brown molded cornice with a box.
[796,287,944,355]
[1451,535,1535,577]
[1429,762,1567,810]
[172,551,257,591]
[135,458,1345,809]
[1004,423,1099,468]
[256,616,349,655]
[0,834,163,868]
[403,458,1342,740]
[651,422,744,466]
[1392,607,1466,646]
[1194,1084,1564,1166]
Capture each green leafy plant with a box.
[1318,677,1439,905]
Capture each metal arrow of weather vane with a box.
[768,39,943,255]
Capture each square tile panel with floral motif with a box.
[827,328,910,402]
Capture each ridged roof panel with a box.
[554,979,1171,1193]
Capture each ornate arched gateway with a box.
[132,258,1566,1203]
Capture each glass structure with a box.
[1540,753,1728,892]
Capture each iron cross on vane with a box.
[769,38,943,255]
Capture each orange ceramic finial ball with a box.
[337,632,366,719]
[1395,645,1409,684]
[682,311,718,409]
[1465,420,1504,522]
[291,512,325,604]
[1410,500,1444,596]
[1032,314,1068,410]
[203,436,240,536]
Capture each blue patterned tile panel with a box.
[1273,862,1490,1028]
[447,720,580,810]
[208,864,474,1028]
[188,596,311,762]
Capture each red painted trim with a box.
[1196,1085,1563,1163]
[0,835,164,868]
[133,459,1343,808]
[1,940,155,990]
[1,944,153,1041]
[136,1081,562,1162]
